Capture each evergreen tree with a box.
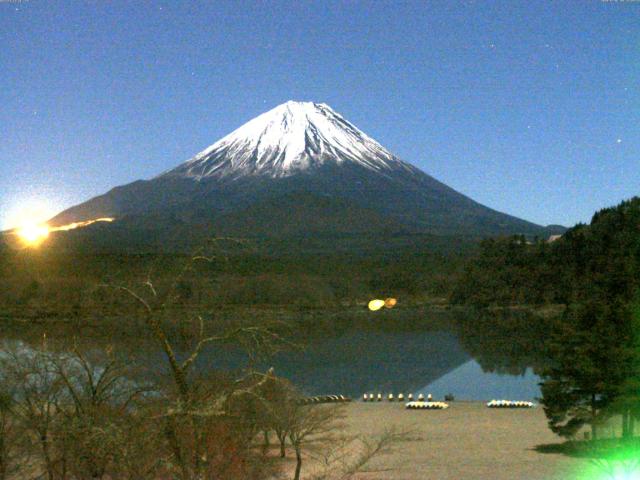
[540,299,629,439]
[610,294,640,438]
[539,199,640,440]
[449,197,640,441]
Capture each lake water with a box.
[198,328,542,401]
[2,311,545,402]
[420,360,541,401]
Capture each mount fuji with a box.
[162,101,415,180]
[49,101,561,249]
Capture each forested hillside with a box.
[451,197,640,308]
[452,197,640,441]
[0,234,475,320]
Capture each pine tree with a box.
[541,301,615,439]
[610,294,640,438]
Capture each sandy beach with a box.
[291,401,592,480]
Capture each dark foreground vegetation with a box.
[0,342,405,480]
[0,243,411,480]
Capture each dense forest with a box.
[453,197,640,444]
[451,197,640,308]
[0,234,476,322]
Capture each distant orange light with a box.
[384,298,397,308]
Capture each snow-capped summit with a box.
[162,101,411,180]
[49,100,559,244]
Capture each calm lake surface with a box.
[197,328,542,401]
[3,309,546,401]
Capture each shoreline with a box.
[303,401,589,479]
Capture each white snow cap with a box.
[163,101,413,180]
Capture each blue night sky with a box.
[1,1,638,229]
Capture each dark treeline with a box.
[450,236,566,307]
[451,197,640,308]
[452,308,559,376]
[454,197,640,445]
[0,235,475,320]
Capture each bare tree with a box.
[287,403,346,480]
[308,427,414,480]
[0,343,163,480]
[103,242,292,480]
[264,388,412,480]
[1,347,66,480]
[0,388,24,480]
[50,348,156,480]
[256,375,299,459]
[114,412,165,480]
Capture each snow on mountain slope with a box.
[162,101,415,180]
[48,99,559,243]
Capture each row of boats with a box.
[362,394,536,410]
[362,393,435,402]
[486,400,535,408]
[300,395,536,409]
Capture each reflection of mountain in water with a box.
[197,331,470,397]
[3,310,552,400]
[192,310,557,399]
[420,360,541,401]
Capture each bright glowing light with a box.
[384,298,397,308]
[590,461,640,480]
[3,200,57,232]
[9,217,115,248]
[574,439,640,480]
[368,299,385,311]
[16,222,50,246]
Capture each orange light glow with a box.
[11,217,115,248]
[384,298,397,308]
[16,223,50,246]
[52,217,114,231]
